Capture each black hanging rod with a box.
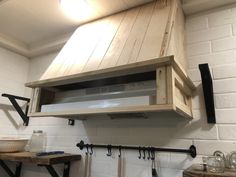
[2,93,30,126]
[76,140,197,158]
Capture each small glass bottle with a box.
[29,130,46,153]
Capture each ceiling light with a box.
[60,0,93,22]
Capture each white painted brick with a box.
[186,25,231,44]
[212,37,236,51]
[218,125,236,140]
[214,79,236,93]
[194,140,236,155]
[186,16,208,32]
[213,63,236,79]
[215,93,236,108]
[187,41,211,57]
[192,83,206,109]
[158,168,182,177]
[188,50,236,69]
[233,23,236,35]
[208,9,236,27]
[216,109,236,123]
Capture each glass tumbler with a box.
[207,156,225,173]
[229,151,236,169]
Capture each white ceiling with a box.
[0,0,236,58]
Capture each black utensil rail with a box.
[77,140,197,158]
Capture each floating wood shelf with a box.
[0,152,81,177]
[183,164,236,177]
[25,56,196,120]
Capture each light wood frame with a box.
[26,56,195,119]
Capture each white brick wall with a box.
[1,3,236,177]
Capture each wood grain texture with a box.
[166,0,187,71]
[99,7,140,69]
[117,2,155,65]
[156,67,167,104]
[40,0,183,80]
[28,104,174,118]
[82,13,125,72]
[0,152,81,165]
[137,0,170,62]
[183,164,236,177]
[26,56,195,119]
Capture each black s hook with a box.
[90,144,93,155]
[86,144,89,155]
[118,146,122,157]
[107,145,112,157]
[138,147,141,159]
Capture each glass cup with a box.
[229,151,236,169]
[207,155,225,173]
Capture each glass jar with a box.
[207,155,225,173]
[29,130,46,153]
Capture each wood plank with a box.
[41,22,100,79]
[160,0,178,57]
[166,0,187,71]
[116,2,155,66]
[166,66,174,104]
[82,13,125,72]
[28,104,174,117]
[25,56,173,88]
[30,88,41,113]
[26,56,195,91]
[99,7,140,69]
[156,67,167,104]
[137,0,170,62]
[64,21,110,76]
[183,164,236,177]
[0,152,81,165]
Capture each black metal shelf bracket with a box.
[199,64,216,124]
[77,140,197,158]
[0,160,22,177]
[42,162,71,177]
[2,93,30,126]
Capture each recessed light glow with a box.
[60,0,93,22]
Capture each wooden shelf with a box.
[184,164,236,177]
[0,152,81,165]
[0,152,81,177]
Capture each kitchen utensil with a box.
[0,137,28,152]
[118,146,123,177]
[151,151,158,177]
[84,147,92,177]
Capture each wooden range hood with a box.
[25,0,196,119]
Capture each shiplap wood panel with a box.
[166,0,187,71]
[58,21,105,76]
[99,7,140,69]
[40,0,182,80]
[82,13,125,72]
[137,0,170,62]
[42,22,101,79]
[116,2,155,66]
